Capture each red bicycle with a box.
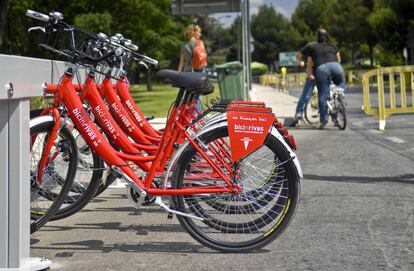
[27,10,301,252]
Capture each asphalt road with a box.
[31,86,414,271]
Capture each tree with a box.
[0,0,10,47]
[199,16,234,65]
[251,5,301,69]
[368,0,414,65]
[329,0,376,65]
[291,0,336,45]
[0,0,193,90]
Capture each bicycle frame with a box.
[116,75,162,137]
[39,66,237,196]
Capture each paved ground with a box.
[31,84,414,271]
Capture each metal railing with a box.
[362,65,414,130]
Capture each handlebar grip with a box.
[26,10,50,22]
[124,41,139,52]
[143,56,158,66]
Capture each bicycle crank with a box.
[125,181,158,208]
[125,184,147,208]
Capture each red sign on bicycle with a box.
[227,111,275,163]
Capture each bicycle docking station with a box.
[0,54,66,271]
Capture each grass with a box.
[130,82,220,118]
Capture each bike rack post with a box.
[0,54,66,271]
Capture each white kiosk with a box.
[0,54,57,271]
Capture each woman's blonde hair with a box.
[184,24,201,41]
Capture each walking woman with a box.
[178,24,207,111]
[178,24,207,72]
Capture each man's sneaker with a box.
[318,121,328,130]
[289,117,301,127]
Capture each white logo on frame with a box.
[241,137,253,150]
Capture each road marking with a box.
[353,121,363,127]
[385,137,406,144]
[369,129,382,134]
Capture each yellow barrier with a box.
[286,73,306,87]
[362,65,414,130]
[260,73,306,88]
[260,74,280,86]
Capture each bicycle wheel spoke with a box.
[172,125,299,251]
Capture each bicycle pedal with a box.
[167,202,174,218]
[111,167,123,179]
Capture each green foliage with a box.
[1,0,192,66]
[74,12,112,34]
[2,0,413,72]
[251,61,268,75]
[289,0,413,66]
[251,5,301,67]
[365,0,414,65]
[291,0,336,44]
[208,48,231,66]
[374,44,404,66]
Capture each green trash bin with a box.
[215,61,244,100]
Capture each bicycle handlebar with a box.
[26,9,157,68]
[26,9,50,22]
[123,41,138,52]
[138,54,158,66]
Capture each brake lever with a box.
[139,60,149,70]
[28,26,46,33]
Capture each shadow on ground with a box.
[304,173,414,184]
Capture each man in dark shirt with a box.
[290,42,317,127]
[306,28,345,129]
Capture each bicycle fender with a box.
[30,115,54,128]
[270,126,303,179]
[163,121,303,188]
[194,111,226,129]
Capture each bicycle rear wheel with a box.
[172,126,300,252]
[30,121,77,233]
[334,96,346,130]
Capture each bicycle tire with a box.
[187,137,285,215]
[50,132,104,221]
[30,109,105,220]
[172,126,300,252]
[304,93,319,125]
[30,121,77,233]
[335,96,346,130]
[176,128,291,232]
[94,169,117,197]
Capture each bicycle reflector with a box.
[284,134,297,150]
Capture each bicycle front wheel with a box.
[304,94,319,125]
[30,121,77,233]
[50,131,104,221]
[172,126,300,252]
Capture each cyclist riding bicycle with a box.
[305,28,345,129]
